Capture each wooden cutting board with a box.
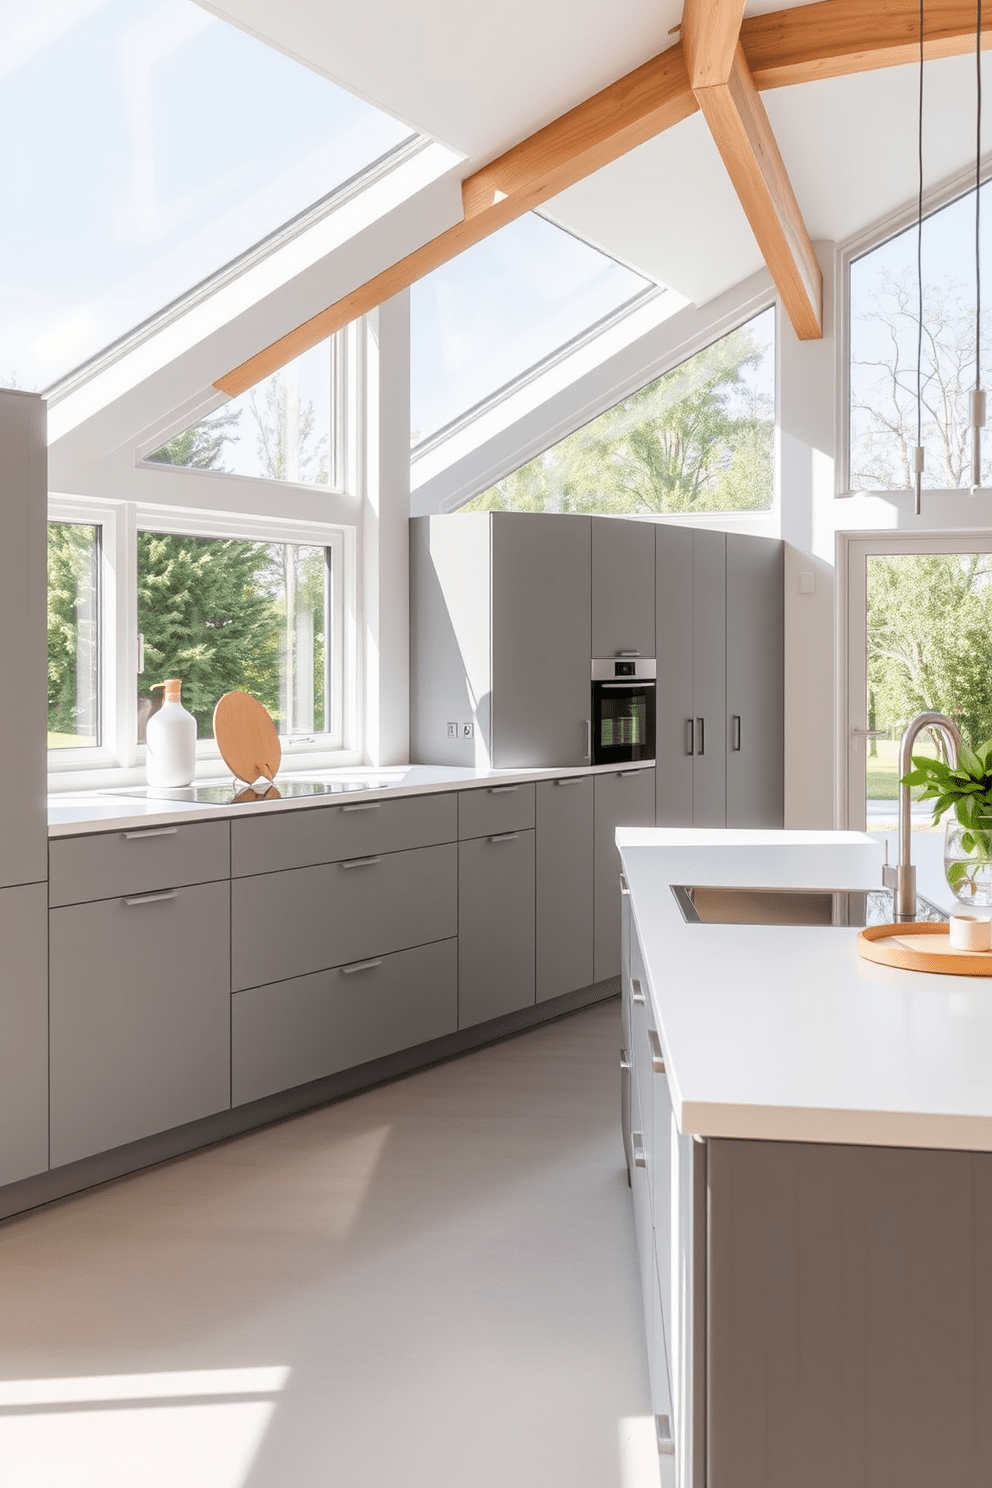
[213,691,281,785]
[857,921,992,976]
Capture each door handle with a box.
[631,978,645,1005]
[122,827,179,840]
[685,718,694,756]
[584,719,592,761]
[619,1049,631,1072]
[340,957,383,975]
[648,1028,666,1074]
[555,776,583,786]
[341,802,381,812]
[732,714,742,751]
[488,832,519,843]
[487,785,518,794]
[632,1132,646,1168]
[124,890,178,907]
[696,717,705,755]
[339,855,381,869]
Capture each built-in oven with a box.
[591,658,656,765]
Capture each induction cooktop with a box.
[112,778,397,805]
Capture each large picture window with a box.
[47,522,100,750]
[458,307,775,516]
[849,179,992,491]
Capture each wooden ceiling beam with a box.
[683,0,821,339]
[216,1,992,394]
[215,45,697,397]
[742,0,992,90]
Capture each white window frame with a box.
[837,153,992,498]
[47,497,358,788]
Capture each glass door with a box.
[845,534,992,830]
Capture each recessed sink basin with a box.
[672,885,946,927]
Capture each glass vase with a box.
[944,821,992,906]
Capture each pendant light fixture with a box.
[913,0,925,515]
[971,0,986,493]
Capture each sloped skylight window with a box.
[410,213,657,449]
[0,0,414,392]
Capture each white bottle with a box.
[146,678,197,787]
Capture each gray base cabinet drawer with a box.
[232,938,458,1105]
[458,829,535,1028]
[594,769,656,982]
[458,782,535,839]
[231,792,457,876]
[49,821,231,907]
[232,842,457,991]
[49,881,231,1168]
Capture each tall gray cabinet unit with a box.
[410,513,592,769]
[0,391,49,1188]
[656,526,783,829]
[591,516,656,659]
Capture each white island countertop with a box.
[617,826,992,1154]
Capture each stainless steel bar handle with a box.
[619,1050,632,1072]
[732,714,742,752]
[697,717,705,755]
[489,832,519,843]
[339,855,381,869]
[648,1028,666,1074]
[555,776,583,786]
[632,1132,646,1167]
[340,957,383,975]
[584,719,592,760]
[618,769,639,777]
[655,1414,675,1455]
[620,872,630,897]
[122,827,179,840]
[631,978,645,1005]
[685,718,694,756]
[618,650,640,657]
[124,890,178,907]
[342,802,381,812]
[487,785,518,794]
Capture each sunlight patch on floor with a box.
[0,1367,289,1488]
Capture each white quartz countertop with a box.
[617,826,992,1153]
[48,759,654,836]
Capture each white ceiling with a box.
[199,0,992,307]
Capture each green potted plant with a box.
[902,740,992,903]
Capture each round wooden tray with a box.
[857,920,992,976]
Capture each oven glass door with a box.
[593,682,656,764]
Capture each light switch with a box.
[799,571,816,594]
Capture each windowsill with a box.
[47,746,364,794]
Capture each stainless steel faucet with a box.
[881,711,963,919]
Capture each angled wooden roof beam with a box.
[683,0,822,340]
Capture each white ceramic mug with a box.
[949,913,992,952]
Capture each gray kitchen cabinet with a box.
[410,512,592,769]
[458,781,535,839]
[49,880,231,1168]
[591,516,656,659]
[656,526,783,829]
[726,534,785,828]
[232,842,457,991]
[232,938,458,1105]
[0,884,48,1186]
[535,775,594,1001]
[690,530,727,827]
[594,767,656,982]
[458,828,535,1027]
[0,392,47,891]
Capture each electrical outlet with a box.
[447,722,458,739]
[462,722,474,738]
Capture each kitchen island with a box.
[619,827,992,1488]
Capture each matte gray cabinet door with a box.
[726,534,784,828]
[458,829,535,1027]
[691,529,727,827]
[591,517,656,659]
[594,768,656,981]
[232,843,457,991]
[0,883,48,1185]
[491,513,591,768]
[536,776,594,1001]
[656,526,694,827]
[232,938,458,1105]
[49,881,231,1168]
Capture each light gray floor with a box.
[0,998,659,1488]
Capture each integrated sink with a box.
[672,884,947,928]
